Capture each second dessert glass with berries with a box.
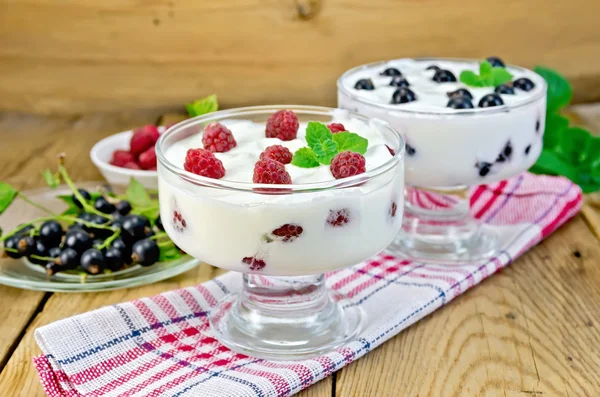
[156,105,405,359]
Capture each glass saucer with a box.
[0,183,200,292]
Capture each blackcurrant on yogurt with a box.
[156,107,404,276]
[338,58,547,187]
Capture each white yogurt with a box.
[158,112,404,276]
[338,58,547,188]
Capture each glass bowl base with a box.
[209,277,364,360]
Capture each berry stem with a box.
[30,254,56,262]
[148,232,168,241]
[0,215,117,242]
[17,192,57,216]
[157,240,175,248]
[97,229,121,250]
[57,164,112,220]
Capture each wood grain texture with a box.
[1,0,600,115]
[335,215,600,397]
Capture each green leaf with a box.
[554,127,591,164]
[126,178,152,208]
[305,122,338,165]
[479,60,493,78]
[132,206,160,222]
[0,183,18,215]
[159,245,184,262]
[41,169,60,189]
[491,67,513,86]
[291,148,320,168]
[543,113,570,150]
[534,66,573,114]
[460,71,484,87]
[331,132,368,154]
[529,150,577,180]
[56,194,80,215]
[186,94,218,117]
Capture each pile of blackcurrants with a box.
[2,188,165,277]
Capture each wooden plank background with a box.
[1,0,600,115]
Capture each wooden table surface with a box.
[1,107,600,397]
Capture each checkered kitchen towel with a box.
[34,173,582,397]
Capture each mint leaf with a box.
[291,148,320,168]
[332,132,368,154]
[41,169,60,189]
[305,122,338,165]
[530,150,577,181]
[491,68,513,86]
[543,113,569,150]
[459,71,484,87]
[555,127,591,164]
[159,245,184,262]
[126,178,152,208]
[0,183,17,215]
[480,60,493,78]
[534,66,573,114]
[186,94,218,117]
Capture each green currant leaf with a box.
[0,182,18,215]
[126,178,152,208]
[543,113,570,150]
[534,66,573,114]
[159,245,184,262]
[41,169,60,189]
[291,148,320,168]
[332,132,368,154]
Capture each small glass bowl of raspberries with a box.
[90,125,165,189]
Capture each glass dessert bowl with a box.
[338,57,547,263]
[156,105,404,359]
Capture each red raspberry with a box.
[386,145,395,156]
[327,123,346,134]
[130,125,160,156]
[172,210,187,232]
[242,257,266,271]
[265,110,299,141]
[184,148,226,179]
[122,162,141,170]
[110,150,136,167]
[330,151,366,179]
[138,146,157,170]
[327,209,351,227]
[252,159,292,184]
[260,145,293,165]
[202,122,237,153]
[272,224,303,242]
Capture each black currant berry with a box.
[496,141,513,163]
[80,248,105,275]
[447,88,473,100]
[486,56,505,68]
[28,239,49,265]
[105,247,125,271]
[405,143,416,156]
[94,197,116,214]
[495,84,515,95]
[17,236,36,257]
[3,236,23,258]
[432,69,457,83]
[56,248,80,270]
[447,97,474,109]
[115,200,132,216]
[121,215,150,243]
[525,145,532,155]
[14,224,34,237]
[389,76,410,87]
[426,65,441,72]
[354,79,375,90]
[155,216,164,231]
[513,77,535,91]
[476,161,493,177]
[45,261,64,276]
[478,94,504,108]
[111,237,132,259]
[380,67,402,77]
[391,87,417,104]
[73,189,92,209]
[39,220,64,247]
[48,247,62,258]
[131,239,160,267]
[88,214,112,239]
[64,229,93,253]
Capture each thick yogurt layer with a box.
[165,115,393,184]
[341,58,545,112]
[338,58,547,188]
[158,112,404,276]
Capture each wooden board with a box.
[1,0,600,115]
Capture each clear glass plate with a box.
[0,183,200,292]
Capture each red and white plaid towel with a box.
[34,173,582,397]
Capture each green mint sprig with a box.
[528,66,600,193]
[291,122,369,168]
[185,94,218,117]
[460,60,513,88]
